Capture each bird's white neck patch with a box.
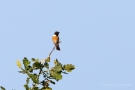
[53,34,56,36]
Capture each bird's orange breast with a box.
[52,35,59,44]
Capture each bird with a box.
[52,31,60,51]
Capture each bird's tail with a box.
[56,45,60,51]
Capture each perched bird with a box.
[52,31,60,51]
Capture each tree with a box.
[1,45,75,90]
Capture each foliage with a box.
[1,45,75,90]
[15,57,75,90]
[0,86,5,90]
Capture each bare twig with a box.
[49,46,55,57]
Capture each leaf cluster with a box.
[16,57,75,90]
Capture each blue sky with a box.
[0,0,135,90]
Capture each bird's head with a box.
[54,31,60,36]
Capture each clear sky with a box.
[0,0,135,90]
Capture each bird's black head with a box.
[54,31,60,36]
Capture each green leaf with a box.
[33,61,42,70]
[33,87,39,90]
[18,69,27,74]
[50,69,62,81]
[28,66,33,73]
[41,87,52,90]
[24,84,29,90]
[55,73,62,81]
[45,87,52,90]
[28,73,39,84]
[26,77,30,84]
[23,57,30,69]
[35,59,39,62]
[54,59,59,66]
[45,57,50,62]
[54,65,62,72]
[0,86,5,90]
[44,62,49,69]
[63,64,75,72]
[54,59,62,67]
[31,58,35,62]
